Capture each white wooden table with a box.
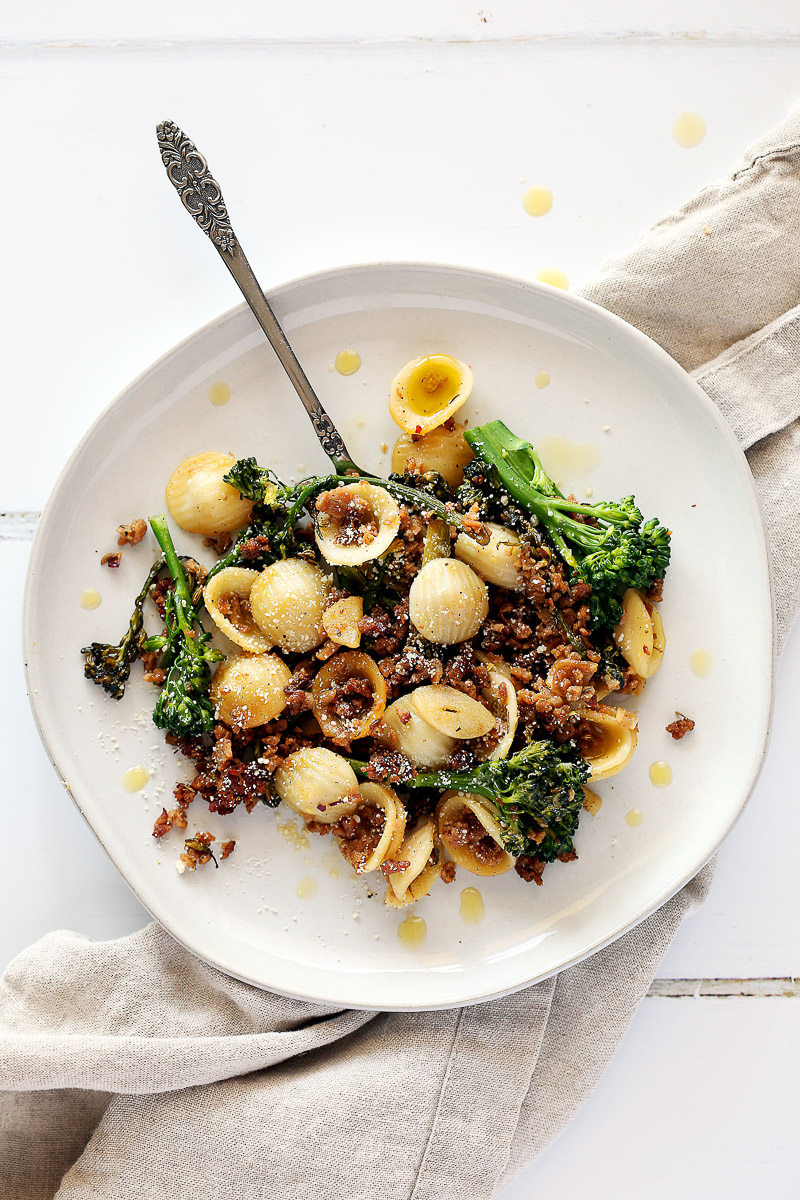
[2,4,799,1194]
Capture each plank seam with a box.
[648,977,800,998]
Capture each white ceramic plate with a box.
[24,264,773,1010]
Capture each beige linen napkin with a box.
[3,111,800,1200]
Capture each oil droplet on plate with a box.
[673,111,706,148]
[522,185,553,217]
[80,588,102,610]
[277,819,310,852]
[649,761,673,788]
[582,787,602,816]
[335,349,361,376]
[535,267,569,290]
[535,371,550,389]
[537,436,600,484]
[121,765,149,793]
[625,808,644,827]
[690,648,714,677]
[460,887,485,925]
[296,875,318,900]
[398,913,427,948]
[208,380,231,406]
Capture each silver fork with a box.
[155,119,362,476]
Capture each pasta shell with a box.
[613,589,666,678]
[436,792,513,877]
[315,481,400,566]
[311,650,387,743]
[385,821,440,907]
[576,704,638,781]
[408,558,488,644]
[476,659,519,761]
[203,567,273,653]
[454,522,523,590]
[410,684,495,740]
[210,652,292,729]
[389,354,473,436]
[166,451,253,535]
[391,421,474,487]
[335,782,407,874]
[273,747,360,824]
[322,595,364,648]
[250,559,330,653]
[376,697,456,769]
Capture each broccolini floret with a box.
[461,420,670,630]
[81,558,164,699]
[348,739,589,861]
[148,513,224,737]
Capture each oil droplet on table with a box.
[80,588,102,610]
[397,913,427,948]
[625,809,644,828]
[538,436,600,484]
[535,370,550,389]
[690,648,714,677]
[121,765,149,793]
[208,380,231,406]
[296,875,318,900]
[335,349,361,376]
[535,267,569,290]
[649,761,673,788]
[460,887,485,925]
[582,787,602,816]
[522,185,553,217]
[672,111,706,148]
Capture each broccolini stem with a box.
[344,757,497,800]
[149,515,192,608]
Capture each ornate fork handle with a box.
[156,120,361,475]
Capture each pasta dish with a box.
[82,352,670,908]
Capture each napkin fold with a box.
[4,110,800,1200]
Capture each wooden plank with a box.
[499,995,800,1198]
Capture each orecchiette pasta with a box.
[249,558,330,653]
[385,821,440,907]
[389,354,473,436]
[166,451,253,535]
[335,783,407,874]
[311,650,387,742]
[391,421,474,487]
[476,659,519,760]
[273,747,360,824]
[408,558,488,644]
[377,697,456,769]
[210,652,292,729]
[322,595,364,648]
[203,567,273,653]
[410,684,495,740]
[454,522,523,591]
[315,481,401,566]
[613,588,665,679]
[576,705,638,780]
[436,792,514,877]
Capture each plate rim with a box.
[23,260,775,1010]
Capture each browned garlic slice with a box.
[322,595,364,648]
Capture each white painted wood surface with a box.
[2,5,798,1193]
